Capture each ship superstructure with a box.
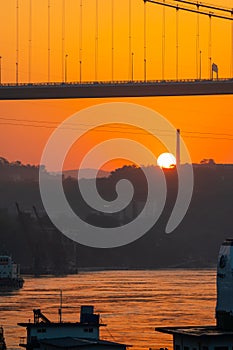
[156,238,233,350]
[0,255,24,289]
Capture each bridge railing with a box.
[0,77,232,88]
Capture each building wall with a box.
[28,326,99,342]
[174,334,233,350]
[40,344,126,350]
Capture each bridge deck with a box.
[0,79,232,100]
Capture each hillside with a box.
[0,158,232,273]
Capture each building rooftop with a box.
[18,322,105,328]
[39,337,129,348]
[155,326,233,337]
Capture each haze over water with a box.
[0,270,216,350]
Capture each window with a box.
[31,336,37,343]
[84,328,93,333]
[37,328,46,333]
[175,345,180,350]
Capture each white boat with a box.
[0,255,24,290]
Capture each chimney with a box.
[176,129,180,168]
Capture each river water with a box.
[0,270,216,350]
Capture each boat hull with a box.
[0,277,24,290]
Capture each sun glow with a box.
[157,153,176,169]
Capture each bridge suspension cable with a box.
[95,0,99,81]
[176,7,179,80]
[174,0,233,15]
[28,0,32,84]
[208,14,212,79]
[231,12,233,77]
[7,0,233,84]
[48,0,51,83]
[16,0,19,85]
[112,0,114,82]
[196,8,200,79]
[62,0,65,83]
[145,0,233,21]
[79,0,83,83]
[176,1,233,79]
[162,2,166,80]
[144,0,147,81]
[129,0,132,80]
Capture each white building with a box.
[156,325,233,350]
[18,306,129,350]
[156,239,233,350]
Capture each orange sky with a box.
[0,95,232,170]
[0,0,232,170]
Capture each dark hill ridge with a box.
[0,158,232,274]
[0,158,110,182]
[62,168,110,179]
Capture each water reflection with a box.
[0,270,216,350]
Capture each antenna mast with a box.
[176,129,181,167]
[58,290,63,323]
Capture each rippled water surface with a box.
[0,270,216,350]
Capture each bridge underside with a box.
[0,79,232,100]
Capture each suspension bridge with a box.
[0,0,232,100]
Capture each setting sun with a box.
[157,152,176,169]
